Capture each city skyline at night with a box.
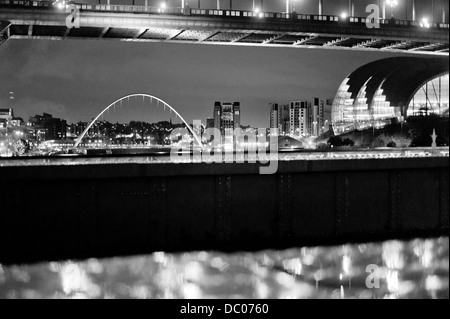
[0,39,420,128]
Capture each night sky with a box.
[0,0,448,128]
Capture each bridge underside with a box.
[0,8,448,54]
[7,25,450,54]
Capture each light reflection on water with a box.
[0,237,448,299]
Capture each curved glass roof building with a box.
[332,57,449,135]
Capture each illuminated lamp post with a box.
[253,0,263,12]
[348,0,354,17]
[442,0,446,23]
[387,0,398,18]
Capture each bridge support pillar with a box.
[0,21,11,47]
[319,0,323,15]
[181,0,185,9]
[217,0,220,10]
[412,0,416,21]
[382,0,386,19]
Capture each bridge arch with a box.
[74,94,202,148]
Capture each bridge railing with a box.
[0,0,52,8]
[1,0,448,30]
[78,4,184,15]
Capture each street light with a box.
[387,0,398,18]
[158,1,167,13]
[254,7,264,18]
[420,17,431,28]
[283,0,296,13]
[52,0,67,10]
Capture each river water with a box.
[0,237,448,299]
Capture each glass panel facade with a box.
[408,74,450,117]
[331,77,355,134]
[371,79,401,128]
[331,72,446,135]
[353,78,373,130]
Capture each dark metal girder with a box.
[0,20,11,46]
